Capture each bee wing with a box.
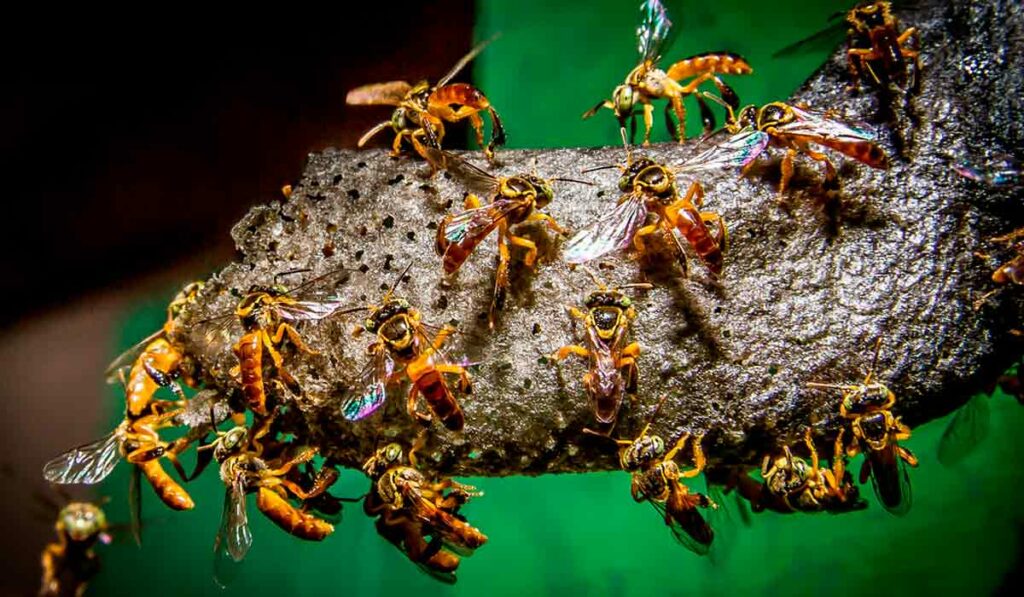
[104,329,164,384]
[213,480,251,587]
[637,0,676,63]
[868,444,912,516]
[777,105,877,143]
[43,432,121,485]
[937,394,991,467]
[440,199,525,259]
[341,346,395,421]
[129,466,143,546]
[649,483,713,555]
[563,195,649,264]
[422,147,499,195]
[436,35,498,88]
[273,298,347,323]
[345,81,412,106]
[676,128,771,173]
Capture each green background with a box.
[91,1,1024,595]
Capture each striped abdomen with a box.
[126,339,181,418]
[666,52,753,80]
[233,333,266,415]
[257,488,334,540]
[139,460,194,510]
[414,369,464,431]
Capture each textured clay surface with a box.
[177,0,1023,476]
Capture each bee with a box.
[104,281,204,419]
[195,269,352,416]
[590,397,716,554]
[735,429,865,514]
[952,154,1021,189]
[346,36,505,163]
[39,501,112,597]
[43,409,195,544]
[428,148,580,328]
[679,97,887,199]
[583,0,752,145]
[341,268,472,431]
[563,155,727,277]
[362,443,487,583]
[774,3,919,93]
[548,267,650,433]
[807,339,917,516]
[209,414,336,587]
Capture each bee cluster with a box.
[37,0,1024,593]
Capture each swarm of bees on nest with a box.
[37,1,1023,593]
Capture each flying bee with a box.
[196,268,354,417]
[428,148,584,328]
[104,281,204,419]
[43,409,196,544]
[736,428,865,514]
[563,155,727,277]
[39,501,112,597]
[807,339,918,516]
[207,413,336,587]
[589,396,717,554]
[362,442,487,583]
[549,267,650,433]
[341,267,472,431]
[583,0,752,145]
[953,154,1021,189]
[678,97,887,199]
[774,2,919,92]
[346,36,505,163]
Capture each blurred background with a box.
[2,0,1022,595]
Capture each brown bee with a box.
[735,429,865,514]
[679,97,887,199]
[342,270,471,431]
[583,0,752,144]
[43,408,195,544]
[428,148,577,328]
[808,340,917,515]
[591,397,717,554]
[362,443,487,583]
[39,501,112,597]
[549,268,650,433]
[347,37,505,162]
[973,227,1024,310]
[208,414,336,587]
[563,156,727,277]
[105,281,204,419]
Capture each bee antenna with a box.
[637,394,670,440]
[580,164,619,174]
[582,428,632,446]
[865,336,884,384]
[620,127,633,163]
[385,262,415,300]
[579,265,607,289]
[274,268,312,284]
[551,177,596,186]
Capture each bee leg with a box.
[408,428,429,468]
[490,239,509,330]
[831,428,848,483]
[664,432,691,461]
[435,363,472,395]
[274,323,318,356]
[467,112,487,157]
[641,102,654,147]
[802,148,839,193]
[582,99,613,120]
[526,211,566,235]
[858,458,872,485]
[972,287,1003,311]
[631,223,659,258]
[549,345,589,362]
[778,148,798,201]
[669,94,686,142]
[804,428,822,480]
[680,432,708,477]
[898,446,919,467]
[508,233,538,268]
[261,332,299,393]
[407,384,433,427]
[463,193,482,210]
[391,129,409,157]
[701,211,729,254]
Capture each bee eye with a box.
[620,297,631,307]
[399,299,410,309]
[364,319,375,331]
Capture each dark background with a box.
[0,4,473,594]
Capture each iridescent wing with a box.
[43,432,121,485]
[563,195,648,264]
[345,81,413,106]
[104,329,163,384]
[213,480,251,588]
[273,297,347,323]
[772,15,846,58]
[937,394,991,467]
[422,147,499,194]
[440,199,525,254]
[676,128,771,173]
[341,346,395,421]
[776,106,885,167]
[637,0,676,63]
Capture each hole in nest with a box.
[406,231,416,241]
[596,190,606,197]
[267,240,278,253]
[379,283,390,291]
[332,174,343,185]
[387,174,405,185]
[359,294,367,302]
[523,378,533,390]
[358,264,369,274]
[354,249,364,260]
[768,365,778,376]
[357,161,367,168]
[722,329,732,338]
[326,223,338,234]
[436,295,449,310]
[419,184,436,193]
[532,323,541,335]
[322,244,335,257]
[358,225,368,236]
[477,312,488,321]
[712,306,722,314]
[347,189,360,201]
[382,215,395,229]
[383,255,394,270]
[427,221,438,230]
[444,199,453,209]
